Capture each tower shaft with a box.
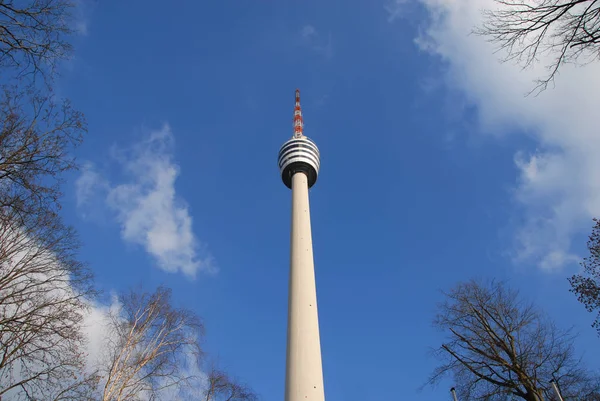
[285,171,325,401]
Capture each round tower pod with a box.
[278,136,320,189]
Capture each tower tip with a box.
[293,89,303,138]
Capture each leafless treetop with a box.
[203,368,259,401]
[0,81,91,399]
[0,85,85,231]
[476,0,600,94]
[428,279,600,401]
[101,286,204,401]
[569,218,600,336]
[0,0,76,82]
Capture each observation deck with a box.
[278,136,320,189]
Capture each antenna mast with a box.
[293,89,304,138]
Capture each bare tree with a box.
[0,1,97,399]
[0,214,96,400]
[0,85,85,226]
[569,218,600,336]
[0,0,77,81]
[99,286,204,401]
[476,0,600,94]
[0,84,92,398]
[428,279,600,401]
[203,367,258,401]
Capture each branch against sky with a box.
[0,217,97,399]
[0,84,85,227]
[0,85,93,399]
[202,367,258,401]
[98,286,204,401]
[475,0,600,95]
[428,280,600,401]
[0,0,77,82]
[405,0,600,270]
[79,288,260,401]
[569,218,600,336]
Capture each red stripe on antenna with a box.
[293,89,303,138]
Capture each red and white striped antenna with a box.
[293,89,304,138]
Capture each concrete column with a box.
[285,171,325,401]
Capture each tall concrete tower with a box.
[278,89,324,401]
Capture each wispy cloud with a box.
[384,0,410,22]
[403,0,600,270]
[72,0,96,36]
[76,163,109,221]
[299,24,333,60]
[301,25,317,39]
[76,124,214,278]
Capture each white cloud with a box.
[81,295,120,372]
[76,163,110,223]
[76,163,102,208]
[405,0,600,270]
[76,124,214,278]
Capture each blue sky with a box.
[57,0,600,400]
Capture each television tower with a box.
[278,89,324,401]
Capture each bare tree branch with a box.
[99,286,205,401]
[0,0,76,83]
[569,218,600,336]
[475,0,600,95]
[0,84,85,231]
[427,279,600,401]
[203,367,258,401]
[0,84,94,399]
